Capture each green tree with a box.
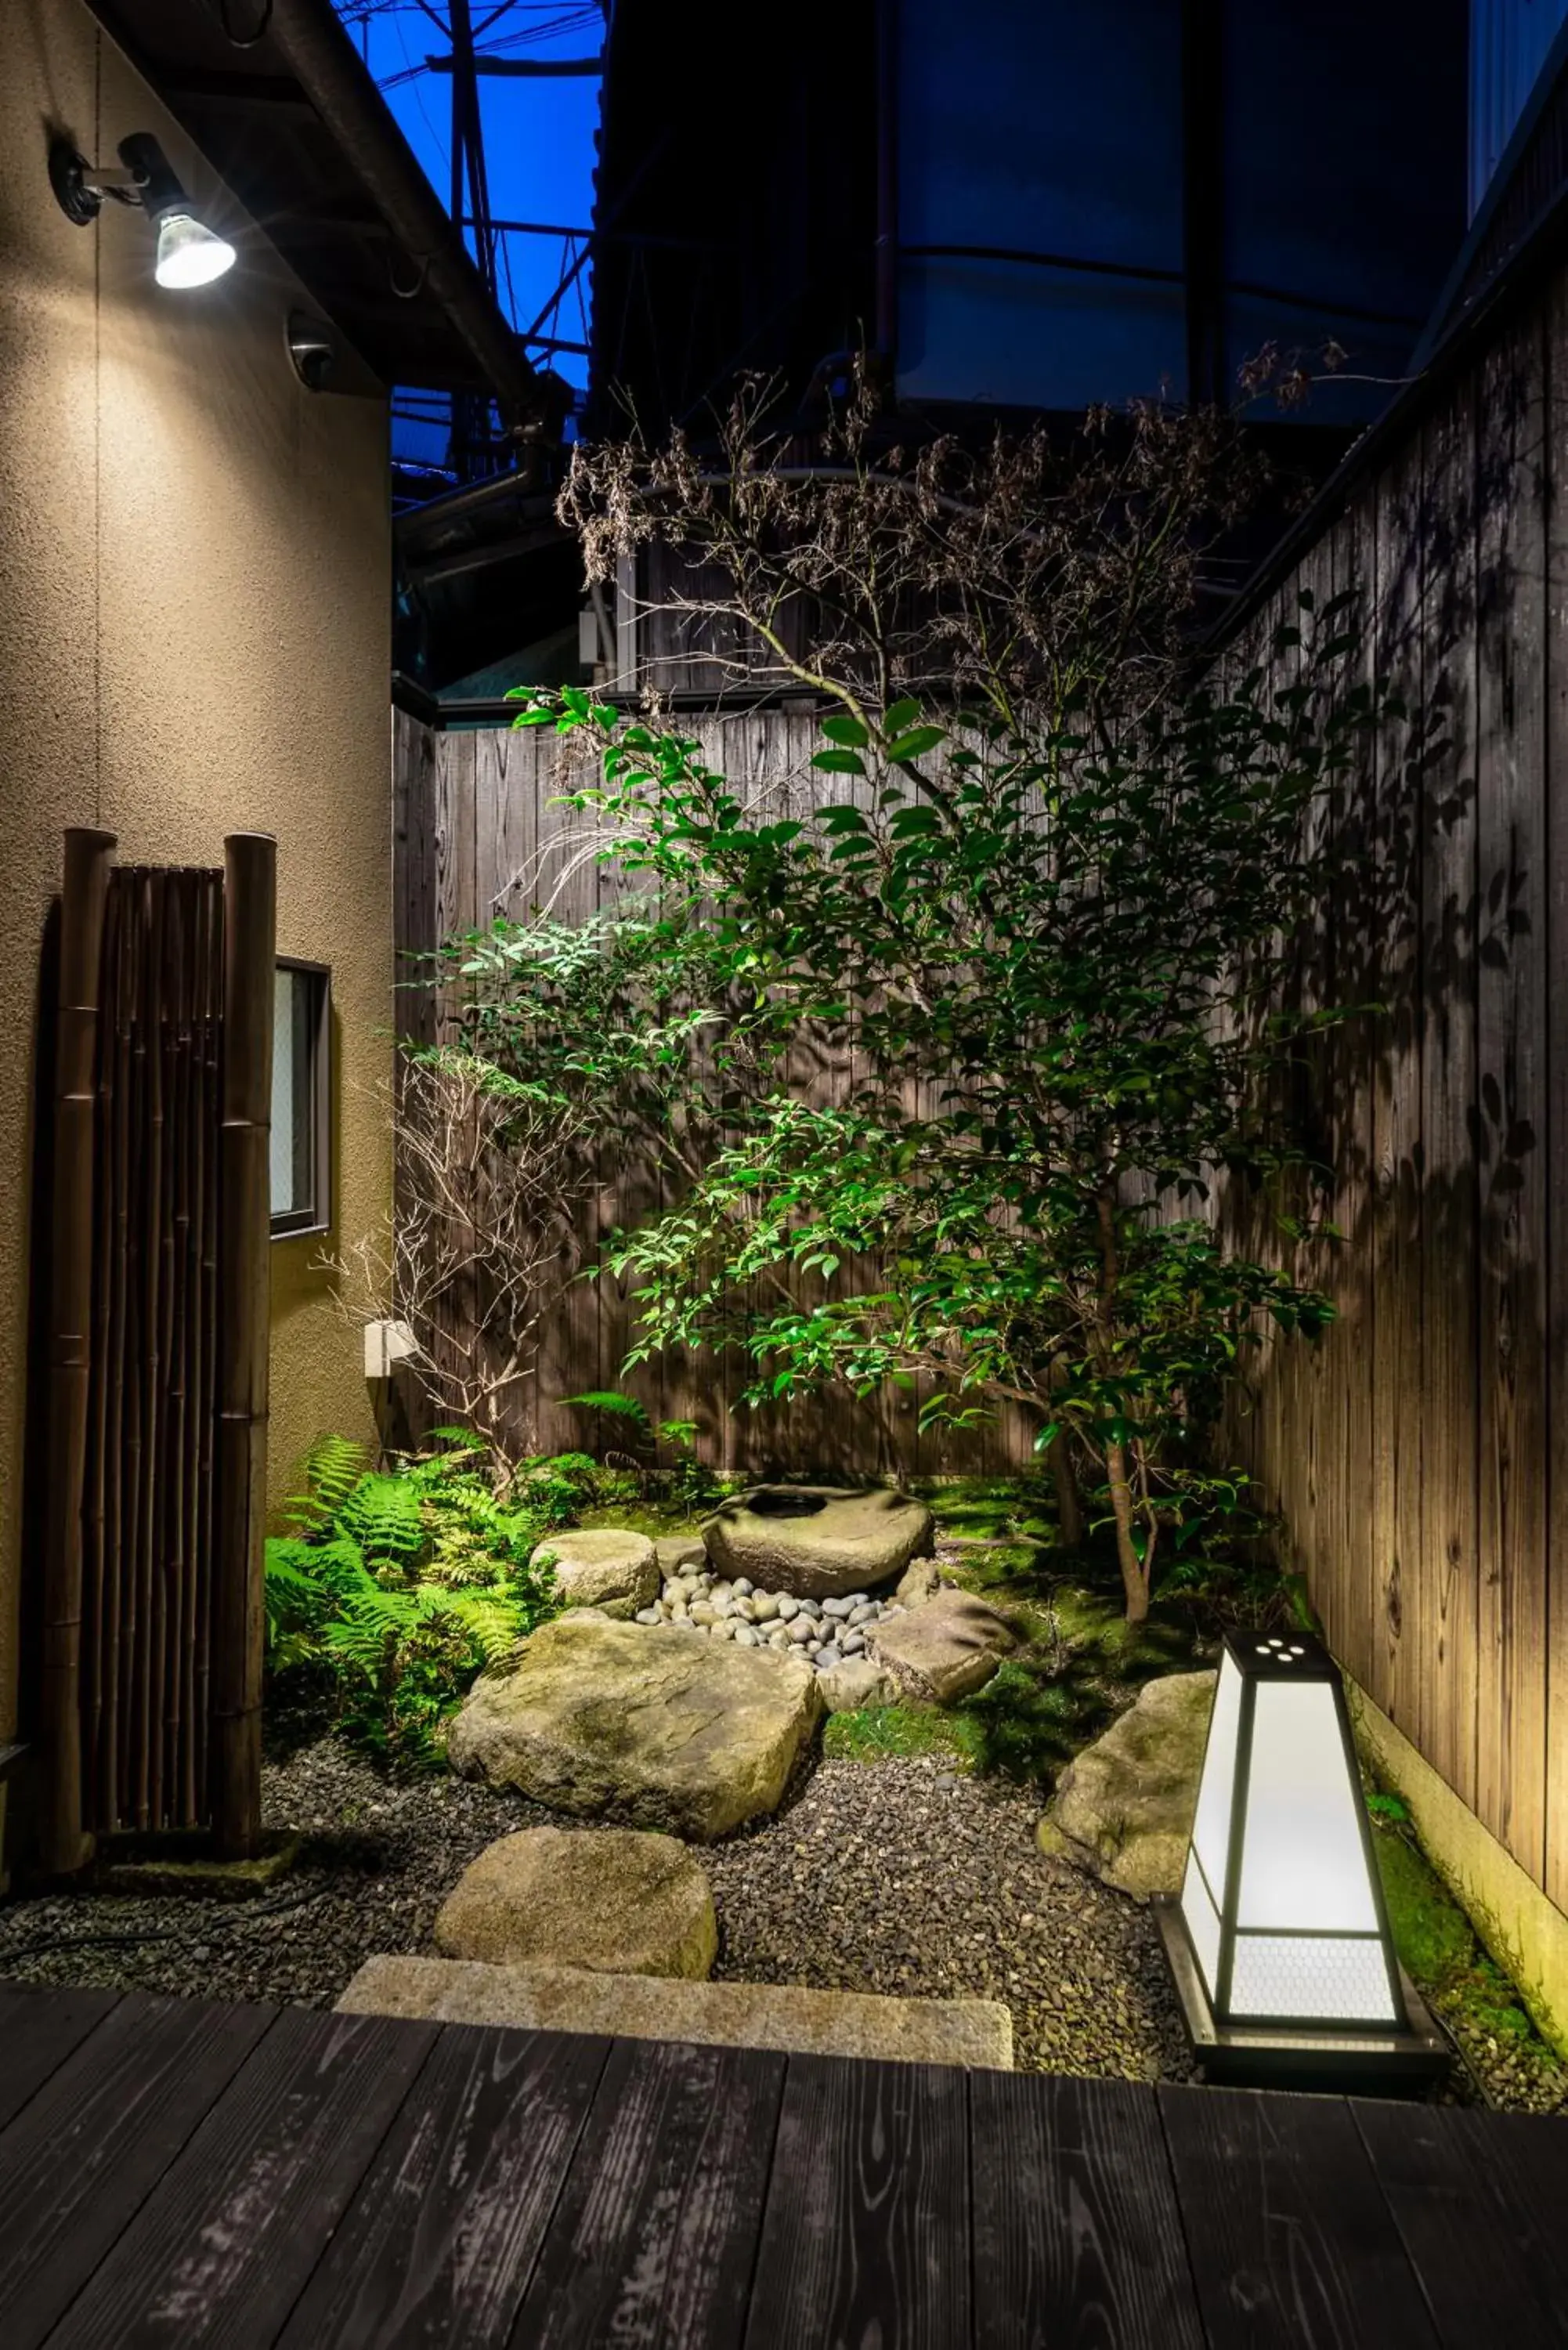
[437,375,1409,1619]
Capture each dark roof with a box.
[83,0,523,396]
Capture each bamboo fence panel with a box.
[52,856,233,1851]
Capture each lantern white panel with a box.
[1190,1650,1242,1897]
[1228,1933,1400,2023]
[1180,1848,1223,1996]
[1235,1680,1381,1932]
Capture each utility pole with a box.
[446,0,499,477]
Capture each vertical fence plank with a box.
[1417,381,1483,1811]
[1546,276,1568,1912]
[1475,317,1550,1880]
[1375,439,1428,1747]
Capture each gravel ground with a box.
[0,1745,542,2010]
[706,1754,1193,2078]
[0,1738,1191,2081]
[0,1737,1559,2108]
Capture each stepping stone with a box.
[435,1826,717,1978]
[529,1529,659,1618]
[446,1615,822,1841]
[869,1589,1017,1702]
[703,1484,935,1599]
[339,1956,1013,2070]
[1039,1670,1216,1897]
[817,1654,898,1714]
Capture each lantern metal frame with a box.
[1152,1628,1447,2090]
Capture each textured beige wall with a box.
[0,0,392,1741]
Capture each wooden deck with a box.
[0,1982,1564,2347]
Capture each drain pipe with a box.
[257,0,562,437]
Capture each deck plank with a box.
[511,2034,786,2350]
[1352,2097,1568,2345]
[0,1982,121,2131]
[45,2005,435,2348]
[1158,2084,1440,2348]
[743,2054,970,2350]
[0,1992,273,2350]
[970,2071,1203,2350]
[278,2024,611,2350]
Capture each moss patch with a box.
[823,1704,984,1770]
[1372,1817,1568,2104]
[573,1502,711,1540]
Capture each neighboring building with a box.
[589,0,1468,436]
[0,0,539,1861]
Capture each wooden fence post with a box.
[39,827,117,1875]
[212,833,275,1857]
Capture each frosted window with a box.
[1180,1849,1222,1998]
[269,970,297,1211]
[1236,1680,1380,1932]
[1190,1651,1241,1899]
[269,962,329,1235]
[1228,1934,1399,2024]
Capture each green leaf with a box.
[885,725,945,764]
[821,714,871,748]
[811,747,867,776]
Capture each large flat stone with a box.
[532,1528,659,1618]
[446,1615,822,1841]
[435,1827,717,1978]
[338,1955,1013,2070]
[1042,1669,1216,1896]
[869,1589,1016,1702]
[703,1484,935,1598]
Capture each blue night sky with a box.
[334,1,604,470]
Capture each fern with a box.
[562,1390,653,1450]
[268,1432,567,1770]
[286,1434,371,1532]
[338,1472,426,1574]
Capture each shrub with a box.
[265,1432,560,1768]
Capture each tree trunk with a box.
[1046,1427,1083,1549]
[1104,1434,1149,1623]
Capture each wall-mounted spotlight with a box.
[49,132,236,290]
[287,310,338,392]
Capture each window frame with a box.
[269,956,332,1242]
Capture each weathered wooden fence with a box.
[391,704,1036,1479]
[1216,269,1568,1914]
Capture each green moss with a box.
[822,1705,984,1769]
[917,1478,1059,1545]
[573,1502,710,1539]
[1372,1819,1566,2086]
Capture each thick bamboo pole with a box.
[39,826,117,1876]
[212,833,276,1856]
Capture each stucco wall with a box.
[0,0,392,1744]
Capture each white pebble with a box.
[732,1577,753,1597]
[775,1593,799,1621]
